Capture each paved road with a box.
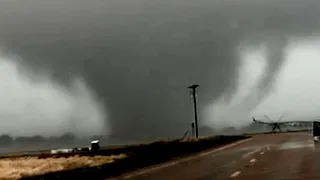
[111,132,320,180]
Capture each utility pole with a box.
[188,84,199,138]
[191,122,195,137]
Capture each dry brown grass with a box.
[180,137,201,142]
[0,154,127,180]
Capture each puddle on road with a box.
[234,146,265,152]
[278,142,314,150]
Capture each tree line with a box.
[0,133,82,147]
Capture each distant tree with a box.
[222,126,237,135]
[29,135,45,144]
[198,126,215,137]
[48,136,59,143]
[59,133,75,144]
[0,134,13,146]
[15,136,30,144]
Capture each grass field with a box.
[0,154,126,180]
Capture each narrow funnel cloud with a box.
[204,38,320,129]
[203,43,271,129]
[0,52,108,138]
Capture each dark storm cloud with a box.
[0,0,319,140]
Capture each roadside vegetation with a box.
[0,154,126,180]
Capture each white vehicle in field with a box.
[50,148,73,154]
[50,140,100,154]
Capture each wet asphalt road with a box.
[111,132,320,180]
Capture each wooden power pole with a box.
[188,84,199,138]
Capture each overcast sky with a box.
[0,0,319,140]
